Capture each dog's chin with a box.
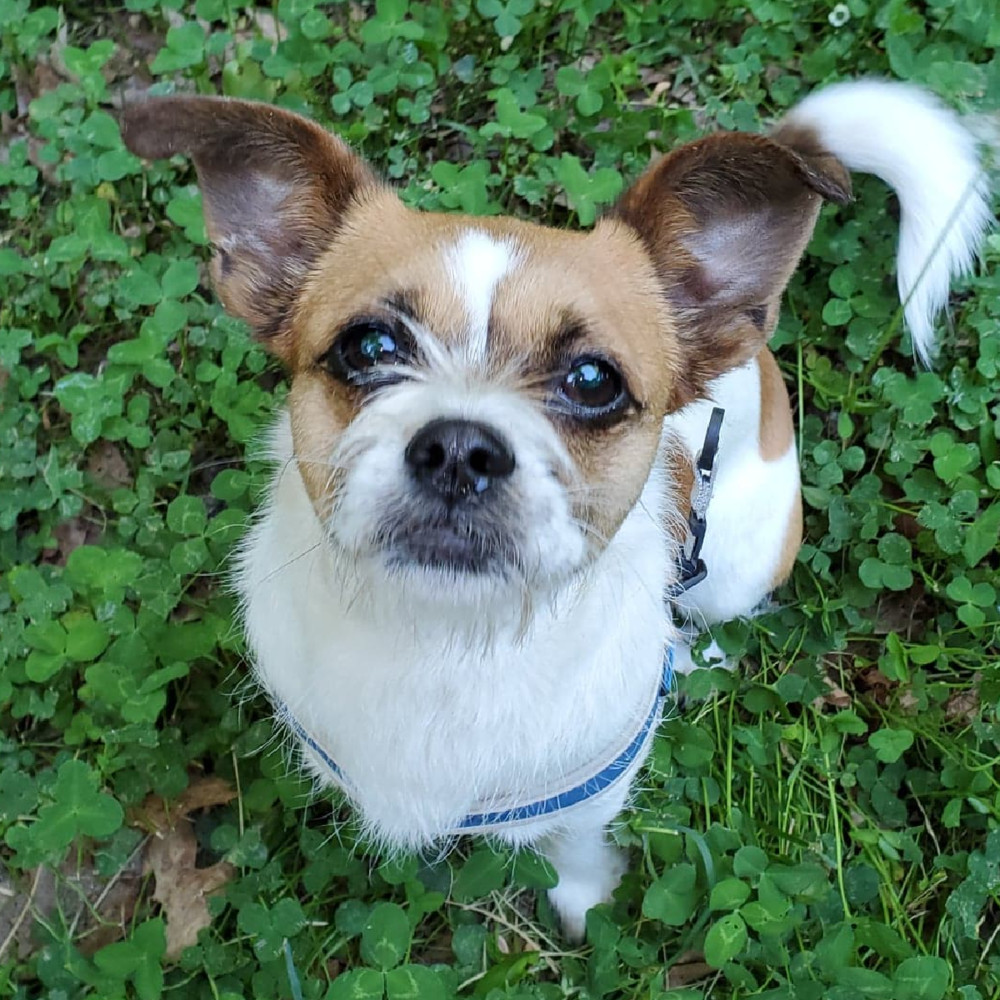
[329,508,589,611]
[377,521,520,590]
[385,529,510,578]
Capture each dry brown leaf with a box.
[135,776,237,961]
[72,858,146,957]
[7,61,64,183]
[41,515,102,566]
[873,587,927,637]
[126,14,170,56]
[252,10,280,41]
[813,675,852,711]
[176,775,237,814]
[856,666,894,705]
[13,59,62,117]
[945,677,981,725]
[0,863,36,962]
[146,822,235,960]
[87,441,133,489]
[0,853,144,962]
[667,950,714,987]
[132,774,236,833]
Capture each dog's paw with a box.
[672,637,730,676]
[546,846,626,942]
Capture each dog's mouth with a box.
[378,514,518,577]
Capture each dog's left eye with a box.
[557,357,626,415]
[341,323,403,369]
[323,321,413,385]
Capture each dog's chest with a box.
[235,417,672,847]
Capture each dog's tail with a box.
[774,79,992,364]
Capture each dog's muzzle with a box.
[386,418,519,574]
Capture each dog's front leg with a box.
[538,815,628,942]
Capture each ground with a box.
[1,1,999,998]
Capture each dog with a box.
[122,79,989,939]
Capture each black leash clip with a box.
[668,406,725,598]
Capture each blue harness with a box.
[276,646,675,833]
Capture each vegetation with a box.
[1,1,998,997]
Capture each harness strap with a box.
[457,646,675,831]
[667,406,725,597]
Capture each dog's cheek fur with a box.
[561,414,665,546]
[286,374,362,520]
[661,437,696,543]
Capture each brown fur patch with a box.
[768,121,854,204]
[755,348,802,582]
[286,376,359,521]
[756,349,795,461]
[662,440,695,543]
[770,489,803,588]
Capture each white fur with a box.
[782,80,991,363]
[446,231,516,364]
[541,824,629,941]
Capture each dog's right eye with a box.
[322,321,413,386]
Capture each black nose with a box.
[405,418,515,501]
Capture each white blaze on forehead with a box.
[444,230,517,364]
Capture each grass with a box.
[1,0,999,998]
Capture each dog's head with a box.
[122,99,849,598]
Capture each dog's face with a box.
[288,202,679,591]
[123,99,849,596]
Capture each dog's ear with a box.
[612,128,852,408]
[122,97,379,356]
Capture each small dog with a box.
[123,79,989,939]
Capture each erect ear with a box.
[611,128,852,408]
[122,96,379,356]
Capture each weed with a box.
[1,1,998,998]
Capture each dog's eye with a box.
[323,321,413,385]
[340,323,402,369]
[558,357,626,414]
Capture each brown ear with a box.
[612,129,852,408]
[122,97,379,354]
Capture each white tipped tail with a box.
[782,79,991,363]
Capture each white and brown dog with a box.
[123,80,989,938]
